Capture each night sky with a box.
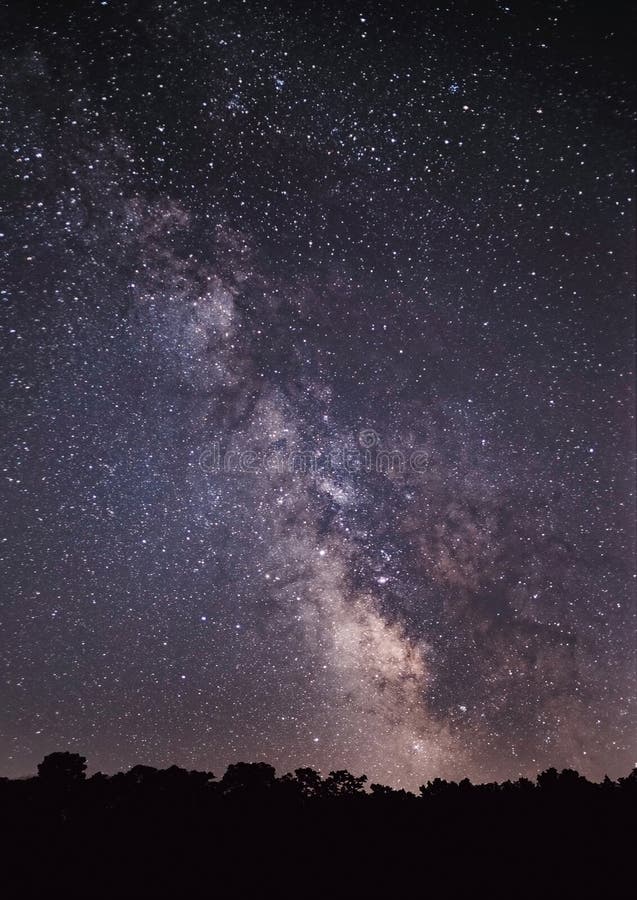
[1,1,635,788]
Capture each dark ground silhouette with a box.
[1,753,634,898]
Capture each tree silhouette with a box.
[220,761,276,795]
[124,764,159,785]
[321,769,367,797]
[37,751,87,783]
[618,767,637,794]
[293,766,323,798]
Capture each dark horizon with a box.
[4,750,637,789]
[2,750,634,897]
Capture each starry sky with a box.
[1,1,635,788]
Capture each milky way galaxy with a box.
[1,2,635,788]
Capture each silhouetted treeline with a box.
[1,753,635,898]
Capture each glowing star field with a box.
[0,2,634,787]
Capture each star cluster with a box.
[0,1,634,787]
